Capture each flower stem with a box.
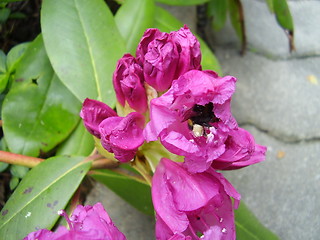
[0,150,43,168]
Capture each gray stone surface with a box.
[224,125,320,240]
[86,182,155,239]
[216,48,320,142]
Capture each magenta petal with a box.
[152,158,239,240]
[113,54,147,113]
[99,112,145,162]
[23,203,127,240]
[23,229,54,240]
[80,98,117,138]
[212,128,267,170]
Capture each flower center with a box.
[188,102,219,137]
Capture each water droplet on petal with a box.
[219,218,223,223]
[222,228,227,233]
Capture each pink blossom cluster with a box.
[25,26,266,240]
[79,26,266,239]
[24,203,126,240]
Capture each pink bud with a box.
[80,98,117,138]
[113,54,148,113]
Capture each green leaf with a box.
[273,0,294,51]
[0,7,10,23]
[0,162,8,172]
[2,35,81,157]
[0,50,6,73]
[155,0,209,6]
[154,6,222,75]
[115,0,155,54]
[228,0,246,53]
[235,201,280,240]
[9,177,19,190]
[6,42,29,73]
[41,0,126,107]
[90,168,154,215]
[10,165,28,178]
[207,0,227,31]
[56,122,94,156]
[0,156,91,240]
[273,0,293,31]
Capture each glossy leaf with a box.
[90,168,154,215]
[56,122,94,156]
[0,50,8,93]
[155,0,209,6]
[207,0,227,31]
[235,201,280,240]
[2,35,81,157]
[0,7,10,23]
[6,42,29,73]
[41,0,126,107]
[154,6,222,75]
[273,0,294,51]
[0,50,5,73]
[115,0,155,54]
[228,0,246,54]
[10,165,28,179]
[0,156,91,240]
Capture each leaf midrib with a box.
[73,0,102,100]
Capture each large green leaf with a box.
[0,156,91,240]
[2,35,81,157]
[154,6,222,75]
[155,0,209,5]
[235,201,280,240]
[41,0,126,107]
[115,0,155,54]
[207,0,228,31]
[90,168,154,215]
[56,122,94,156]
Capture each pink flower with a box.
[113,54,148,113]
[99,112,145,162]
[144,70,237,173]
[152,158,240,240]
[136,26,201,92]
[80,98,117,138]
[23,203,127,240]
[80,98,145,162]
[211,128,267,170]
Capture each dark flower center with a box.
[188,102,220,137]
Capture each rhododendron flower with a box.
[136,26,201,92]
[80,98,117,138]
[113,53,148,113]
[23,203,127,240]
[152,158,240,240]
[80,98,145,162]
[212,128,267,170]
[144,69,238,173]
[99,112,145,162]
